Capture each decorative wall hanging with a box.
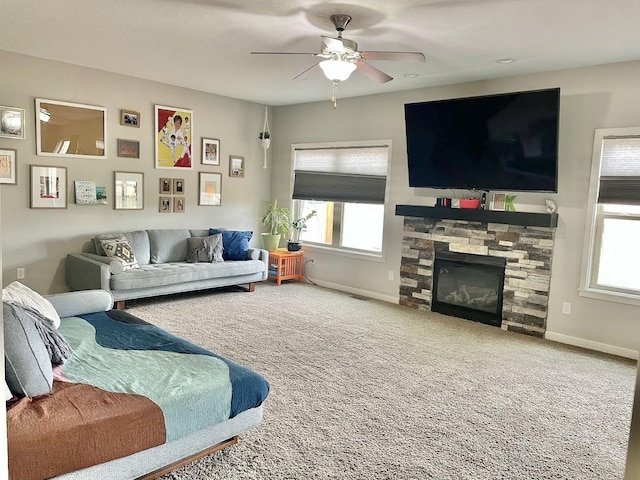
[0,106,25,139]
[120,110,140,127]
[114,171,144,210]
[259,105,270,169]
[229,155,245,178]
[30,165,67,209]
[199,172,221,206]
[155,105,193,169]
[202,138,220,166]
[0,148,17,184]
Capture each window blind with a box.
[598,136,640,204]
[292,145,389,204]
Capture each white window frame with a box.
[290,140,392,260]
[579,127,640,306]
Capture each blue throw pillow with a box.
[209,229,252,260]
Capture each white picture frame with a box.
[114,171,144,210]
[30,165,67,209]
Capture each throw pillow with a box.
[2,281,61,329]
[3,302,54,398]
[186,234,224,263]
[100,236,140,270]
[209,229,252,260]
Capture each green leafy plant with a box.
[290,210,317,243]
[260,199,291,236]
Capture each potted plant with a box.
[259,199,291,252]
[287,210,317,251]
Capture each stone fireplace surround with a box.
[396,205,558,338]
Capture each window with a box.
[291,141,390,255]
[580,129,640,301]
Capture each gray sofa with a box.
[66,229,268,308]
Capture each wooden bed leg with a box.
[137,436,239,480]
[115,300,125,310]
[248,282,255,292]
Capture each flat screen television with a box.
[404,87,560,192]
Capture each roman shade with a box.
[292,145,389,204]
[598,136,640,204]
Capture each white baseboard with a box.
[307,278,399,305]
[545,331,639,360]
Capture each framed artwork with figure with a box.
[155,105,193,169]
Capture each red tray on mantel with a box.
[459,198,481,209]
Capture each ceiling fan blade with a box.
[360,51,426,62]
[251,51,319,56]
[356,60,393,83]
[292,62,320,81]
[321,36,346,54]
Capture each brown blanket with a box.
[7,381,166,480]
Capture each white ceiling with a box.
[2,0,640,106]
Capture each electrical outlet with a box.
[562,302,572,315]
[17,267,25,279]
[388,270,394,281]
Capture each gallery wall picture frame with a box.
[491,193,506,211]
[120,109,140,127]
[173,178,185,195]
[0,148,17,185]
[35,98,107,159]
[114,171,144,210]
[155,105,193,169]
[0,106,25,139]
[202,137,220,166]
[159,177,172,194]
[30,165,67,209]
[159,196,172,213]
[198,172,221,206]
[174,196,185,213]
[229,155,245,178]
[117,139,140,159]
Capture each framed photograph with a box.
[36,99,107,159]
[229,155,245,178]
[159,177,172,194]
[0,106,25,139]
[173,178,185,195]
[114,171,144,210]
[117,139,140,159]
[155,105,193,169]
[0,148,17,185]
[174,196,185,213]
[198,172,221,206]
[30,165,67,209]
[491,193,506,211]
[202,138,220,166]
[159,196,172,213]
[120,109,140,127]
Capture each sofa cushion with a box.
[94,231,151,265]
[2,281,61,329]
[186,234,224,263]
[209,229,252,261]
[148,229,191,264]
[3,302,54,398]
[100,236,140,271]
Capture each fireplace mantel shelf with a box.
[395,205,558,228]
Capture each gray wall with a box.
[0,50,272,294]
[272,60,640,358]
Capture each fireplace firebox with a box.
[432,251,507,327]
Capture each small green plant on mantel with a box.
[259,199,291,251]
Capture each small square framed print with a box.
[160,177,172,194]
[120,110,140,127]
[0,148,17,185]
[491,193,506,211]
[159,196,172,213]
[173,178,185,195]
[174,196,185,213]
[117,139,140,158]
[229,155,245,178]
[30,165,67,209]
[202,138,220,166]
[0,106,25,139]
[115,171,144,210]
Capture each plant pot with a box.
[287,241,302,252]
[261,233,281,252]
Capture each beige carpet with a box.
[126,282,636,479]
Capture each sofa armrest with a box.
[248,248,269,281]
[45,290,114,318]
[66,253,114,292]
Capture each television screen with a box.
[404,88,560,192]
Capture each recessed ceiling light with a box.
[403,73,420,78]
[496,58,516,64]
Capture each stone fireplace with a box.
[396,205,557,338]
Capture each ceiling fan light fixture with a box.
[319,59,356,82]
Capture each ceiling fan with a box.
[251,14,426,107]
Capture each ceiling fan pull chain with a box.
[331,81,338,109]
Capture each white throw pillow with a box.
[2,281,61,329]
[100,236,140,270]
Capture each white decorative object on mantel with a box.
[259,106,270,169]
[545,199,557,213]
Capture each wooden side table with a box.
[268,249,304,285]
